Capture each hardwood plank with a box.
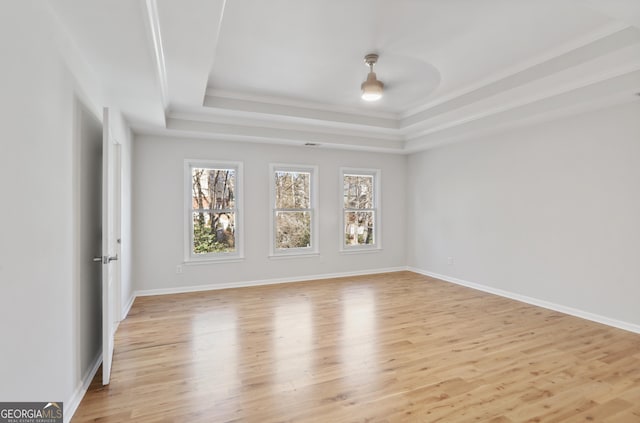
[72,271,640,422]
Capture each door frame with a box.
[72,98,106,394]
[101,107,122,385]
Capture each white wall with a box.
[133,136,407,292]
[0,2,134,418]
[407,101,640,328]
[0,0,79,403]
[119,121,135,317]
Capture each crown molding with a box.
[401,25,640,129]
[194,23,639,150]
[405,93,638,153]
[136,14,640,154]
[143,0,169,114]
[203,95,400,130]
[204,87,402,134]
[405,62,640,140]
[165,117,406,153]
[201,1,228,106]
[158,66,639,155]
[170,110,401,140]
[405,71,640,152]
[400,21,633,120]
[205,88,399,120]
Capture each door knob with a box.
[93,256,118,264]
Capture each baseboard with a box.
[121,294,135,320]
[408,267,640,335]
[135,266,408,297]
[65,350,102,423]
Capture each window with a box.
[185,160,243,261]
[270,164,318,256]
[342,168,380,250]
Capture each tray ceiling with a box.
[50,0,640,152]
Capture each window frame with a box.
[269,163,319,258]
[340,167,381,253]
[184,159,244,263]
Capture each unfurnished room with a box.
[1,1,640,422]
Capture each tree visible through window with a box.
[191,166,237,255]
[343,170,379,248]
[271,165,317,254]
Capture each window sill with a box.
[184,256,245,266]
[339,247,382,255]
[268,252,320,260]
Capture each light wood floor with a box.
[72,271,640,422]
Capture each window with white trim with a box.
[185,160,243,261]
[270,164,318,256]
[342,168,380,250]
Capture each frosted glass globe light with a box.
[361,53,384,102]
[361,71,383,101]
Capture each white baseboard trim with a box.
[408,267,640,335]
[135,266,408,297]
[121,294,135,320]
[65,351,102,423]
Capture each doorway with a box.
[74,100,104,382]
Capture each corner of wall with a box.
[65,351,102,423]
[408,267,640,335]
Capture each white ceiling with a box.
[49,0,640,153]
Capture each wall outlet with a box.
[176,265,183,274]
[447,257,454,265]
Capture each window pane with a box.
[192,212,236,254]
[344,211,375,246]
[275,171,310,209]
[275,211,311,249]
[343,175,373,209]
[192,168,235,211]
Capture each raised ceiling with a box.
[50,0,640,153]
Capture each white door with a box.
[101,107,121,385]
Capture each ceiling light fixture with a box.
[361,53,384,101]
